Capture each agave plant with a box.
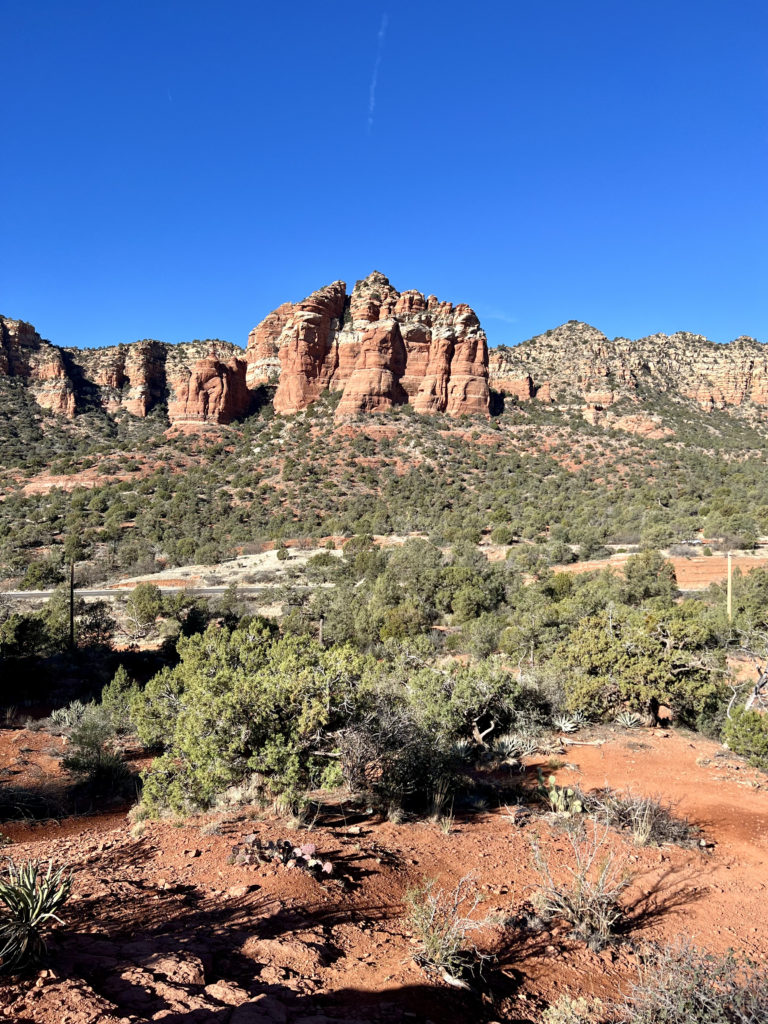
[510,731,541,758]
[451,738,475,764]
[491,734,521,760]
[615,711,643,729]
[0,860,72,974]
[552,714,579,734]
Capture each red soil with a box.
[0,727,766,1022]
[554,552,768,591]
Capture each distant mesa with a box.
[1,281,767,430]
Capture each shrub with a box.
[101,665,139,732]
[404,875,492,985]
[583,789,698,847]
[62,705,134,797]
[135,625,368,815]
[0,860,71,974]
[49,699,88,731]
[616,941,768,1023]
[531,826,630,949]
[123,582,164,639]
[542,995,606,1024]
[337,705,464,813]
[724,707,768,771]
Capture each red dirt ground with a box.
[553,552,768,591]
[0,726,766,1023]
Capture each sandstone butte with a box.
[2,280,768,428]
[246,271,490,421]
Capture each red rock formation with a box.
[0,317,76,416]
[246,273,490,420]
[246,303,293,388]
[411,332,454,415]
[272,282,346,415]
[444,306,489,417]
[243,272,490,420]
[1,317,250,425]
[488,322,768,428]
[334,320,408,418]
[167,353,251,424]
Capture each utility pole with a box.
[727,551,733,624]
[69,560,75,650]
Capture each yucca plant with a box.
[0,860,72,974]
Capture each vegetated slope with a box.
[2,366,768,586]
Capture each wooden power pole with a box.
[69,560,75,650]
[727,551,733,624]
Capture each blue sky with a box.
[2,0,766,350]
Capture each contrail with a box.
[367,13,389,134]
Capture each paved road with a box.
[1,585,295,600]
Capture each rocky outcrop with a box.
[0,317,76,416]
[334,319,408,418]
[8,291,765,432]
[245,303,293,389]
[489,321,768,424]
[0,317,250,425]
[166,345,251,424]
[246,272,490,421]
[272,281,347,415]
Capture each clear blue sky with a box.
[2,0,766,350]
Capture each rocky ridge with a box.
[0,318,251,425]
[0,273,491,426]
[4,293,768,431]
[489,320,768,426]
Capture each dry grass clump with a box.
[542,994,606,1023]
[583,788,698,846]
[404,874,494,987]
[531,825,631,950]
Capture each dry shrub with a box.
[617,941,768,1023]
[404,875,494,987]
[542,994,606,1023]
[531,824,631,949]
[583,788,698,847]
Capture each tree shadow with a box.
[48,835,410,1020]
[620,862,706,934]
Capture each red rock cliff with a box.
[0,317,250,426]
[245,271,490,420]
